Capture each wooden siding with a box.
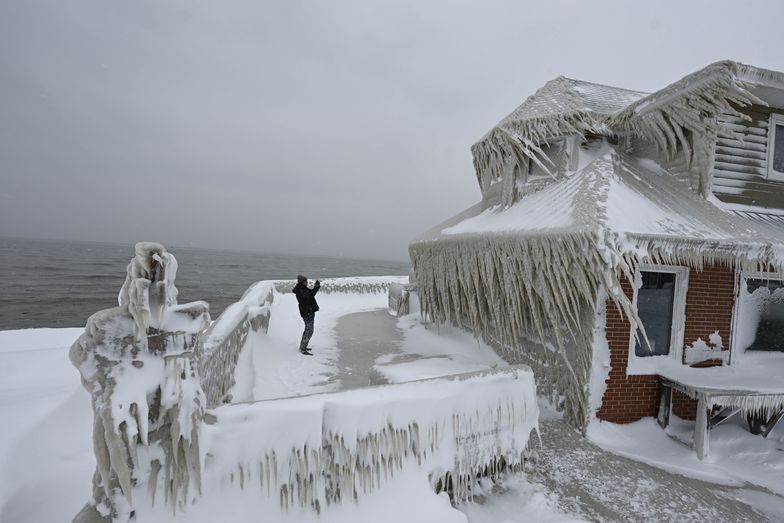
[713,103,784,210]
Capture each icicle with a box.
[610,60,764,196]
[194,367,536,516]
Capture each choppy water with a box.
[0,237,409,330]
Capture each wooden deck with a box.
[657,376,784,460]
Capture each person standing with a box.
[293,275,320,355]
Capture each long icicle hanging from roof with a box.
[410,227,641,428]
[471,76,619,189]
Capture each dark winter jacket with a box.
[293,281,320,317]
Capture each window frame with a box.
[766,113,784,182]
[626,265,690,375]
[730,270,784,361]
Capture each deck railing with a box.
[133,365,538,520]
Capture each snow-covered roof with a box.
[611,61,781,129]
[484,77,647,139]
[471,77,647,185]
[422,151,784,261]
[472,61,783,196]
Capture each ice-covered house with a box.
[410,61,784,446]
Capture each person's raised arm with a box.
[312,280,321,296]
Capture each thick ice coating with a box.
[70,242,210,522]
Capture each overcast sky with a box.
[1,1,783,261]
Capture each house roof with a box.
[416,150,784,265]
[483,77,647,141]
[611,61,783,128]
[471,77,647,185]
[472,61,779,196]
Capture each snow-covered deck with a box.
[654,353,784,396]
[652,354,784,460]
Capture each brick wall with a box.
[596,264,736,423]
[682,265,735,353]
[671,390,698,419]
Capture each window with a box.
[527,142,563,181]
[627,266,689,374]
[735,274,784,353]
[634,272,677,356]
[767,114,784,181]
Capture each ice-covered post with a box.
[70,242,210,522]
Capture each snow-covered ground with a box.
[588,416,784,510]
[0,293,575,523]
[241,290,507,401]
[2,290,783,522]
[245,291,391,400]
[0,328,93,523]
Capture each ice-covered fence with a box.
[192,365,538,516]
[271,276,407,296]
[199,282,275,405]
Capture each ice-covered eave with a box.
[471,110,611,188]
[410,223,595,247]
[608,61,766,197]
[735,63,784,91]
[409,222,643,428]
[618,232,784,272]
[412,226,784,263]
[611,61,764,124]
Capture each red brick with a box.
[597,264,735,424]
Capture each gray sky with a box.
[1,0,783,261]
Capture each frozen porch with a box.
[630,269,784,460]
[656,354,784,459]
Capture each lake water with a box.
[0,237,410,330]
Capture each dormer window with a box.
[528,143,556,180]
[767,113,784,181]
[526,141,565,181]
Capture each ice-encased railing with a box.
[199,281,275,405]
[192,366,537,514]
[271,276,407,296]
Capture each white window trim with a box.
[730,270,784,362]
[767,113,784,182]
[626,265,690,376]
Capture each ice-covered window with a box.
[634,271,677,357]
[626,266,689,374]
[767,114,784,181]
[527,142,563,181]
[736,276,784,352]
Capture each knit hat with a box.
[297,275,307,285]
